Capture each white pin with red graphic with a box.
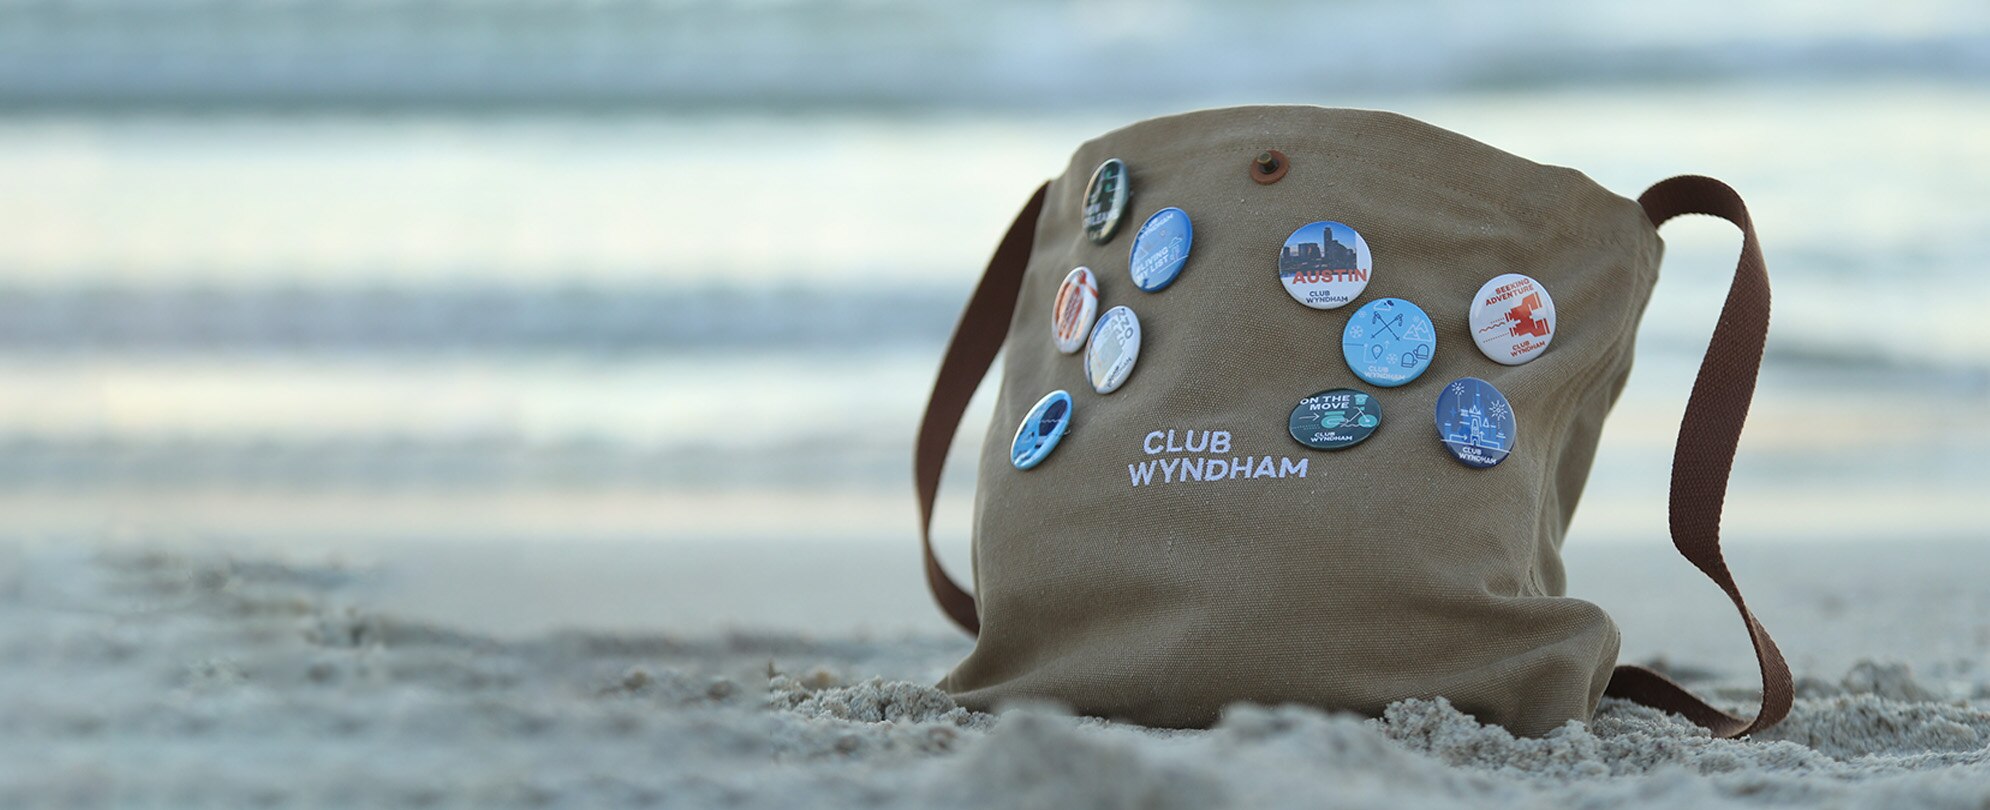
[1051,267,1100,354]
[1468,273,1556,365]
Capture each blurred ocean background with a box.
[2,0,1987,602]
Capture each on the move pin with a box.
[1288,388,1382,450]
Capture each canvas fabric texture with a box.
[938,106,1664,736]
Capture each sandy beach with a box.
[6,536,1985,808]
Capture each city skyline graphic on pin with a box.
[1278,220,1372,309]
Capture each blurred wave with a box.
[0,284,965,354]
[3,284,1989,385]
[0,434,912,491]
[0,0,1985,111]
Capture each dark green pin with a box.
[1288,387,1382,450]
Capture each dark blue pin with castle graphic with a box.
[1127,207,1192,292]
[1342,297,1435,387]
[1011,390,1073,470]
[1288,388,1382,450]
[1435,377,1515,469]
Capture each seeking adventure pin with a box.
[1469,273,1556,365]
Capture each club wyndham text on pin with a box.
[1128,429,1309,487]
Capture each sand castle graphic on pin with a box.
[1444,381,1509,450]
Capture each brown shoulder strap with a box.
[915,175,1792,738]
[1602,175,1792,737]
[916,182,1048,636]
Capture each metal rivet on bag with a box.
[1468,273,1557,365]
[1127,207,1193,292]
[1289,387,1381,450]
[1278,221,1371,309]
[1051,267,1100,354]
[1342,297,1436,388]
[1251,150,1289,184]
[1084,305,1142,394]
[1011,390,1073,470]
[1435,377,1516,469]
[1082,158,1130,244]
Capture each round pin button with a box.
[1011,390,1073,470]
[1469,273,1556,365]
[1084,305,1141,394]
[1128,207,1192,292]
[1051,267,1100,354]
[1434,377,1516,469]
[1082,158,1130,244]
[1288,388,1382,450]
[1342,297,1436,387]
[1278,221,1371,309]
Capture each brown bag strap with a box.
[915,175,1792,737]
[916,181,1049,636]
[1602,175,1792,737]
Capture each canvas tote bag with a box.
[914,106,1791,738]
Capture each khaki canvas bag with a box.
[914,106,1792,738]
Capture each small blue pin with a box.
[1127,207,1193,292]
[1011,390,1074,470]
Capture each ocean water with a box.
[4,0,1987,110]
[1,2,1986,559]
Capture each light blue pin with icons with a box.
[1011,390,1074,470]
[1127,207,1193,292]
[1341,297,1436,387]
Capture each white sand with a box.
[3,540,1987,808]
